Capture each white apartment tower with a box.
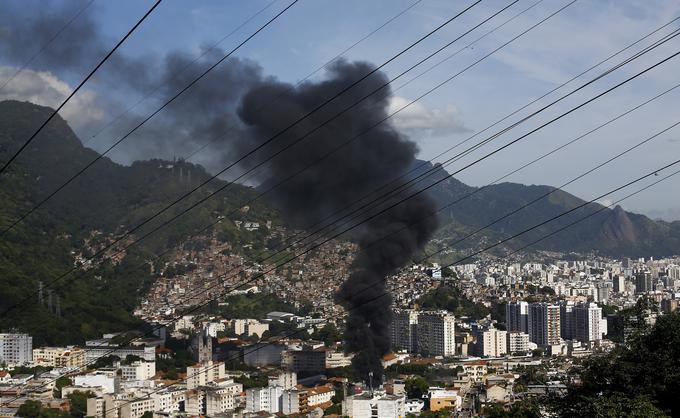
[507,332,530,354]
[0,333,32,364]
[416,311,455,357]
[475,328,507,357]
[528,303,561,346]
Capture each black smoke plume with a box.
[236,60,438,383]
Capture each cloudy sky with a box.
[1,0,680,220]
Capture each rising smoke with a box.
[237,60,439,383]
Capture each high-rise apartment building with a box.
[474,328,507,357]
[559,301,575,340]
[0,333,32,364]
[528,303,561,346]
[416,311,455,357]
[635,272,654,294]
[506,332,530,354]
[612,275,626,293]
[573,302,603,342]
[506,301,529,333]
[390,309,419,353]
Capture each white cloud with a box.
[388,95,469,137]
[0,66,105,131]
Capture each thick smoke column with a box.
[237,60,438,383]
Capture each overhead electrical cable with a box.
[0,0,97,93]
[0,0,163,175]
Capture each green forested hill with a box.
[1,100,678,344]
[0,100,277,345]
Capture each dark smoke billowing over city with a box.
[236,60,439,382]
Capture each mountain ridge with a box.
[1,100,678,343]
[410,160,680,257]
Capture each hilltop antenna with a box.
[47,290,53,313]
[38,281,44,305]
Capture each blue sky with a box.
[1,0,680,220]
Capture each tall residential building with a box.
[390,309,418,353]
[573,302,603,342]
[506,332,530,354]
[612,275,626,293]
[559,301,575,341]
[246,385,283,413]
[186,361,226,390]
[528,303,561,347]
[474,328,507,357]
[0,333,32,364]
[668,265,680,280]
[635,272,654,294]
[416,311,455,357]
[506,301,529,333]
[596,283,611,304]
[268,372,297,390]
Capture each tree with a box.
[441,266,455,278]
[554,311,680,416]
[553,394,667,417]
[484,401,541,417]
[141,412,154,418]
[17,400,43,418]
[312,323,342,346]
[16,399,71,418]
[405,376,429,400]
[54,376,72,398]
[67,391,95,418]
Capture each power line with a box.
[0,0,96,93]
[413,118,680,264]
[505,167,680,257]
[0,0,299,237]
[7,116,680,402]
[5,4,670,402]
[0,0,473,240]
[184,0,426,162]
[81,0,282,147]
[5,0,660,386]
[255,16,680,262]
[3,0,676,404]
[435,158,680,270]
[0,0,163,175]
[0,0,482,313]
[356,82,680,262]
